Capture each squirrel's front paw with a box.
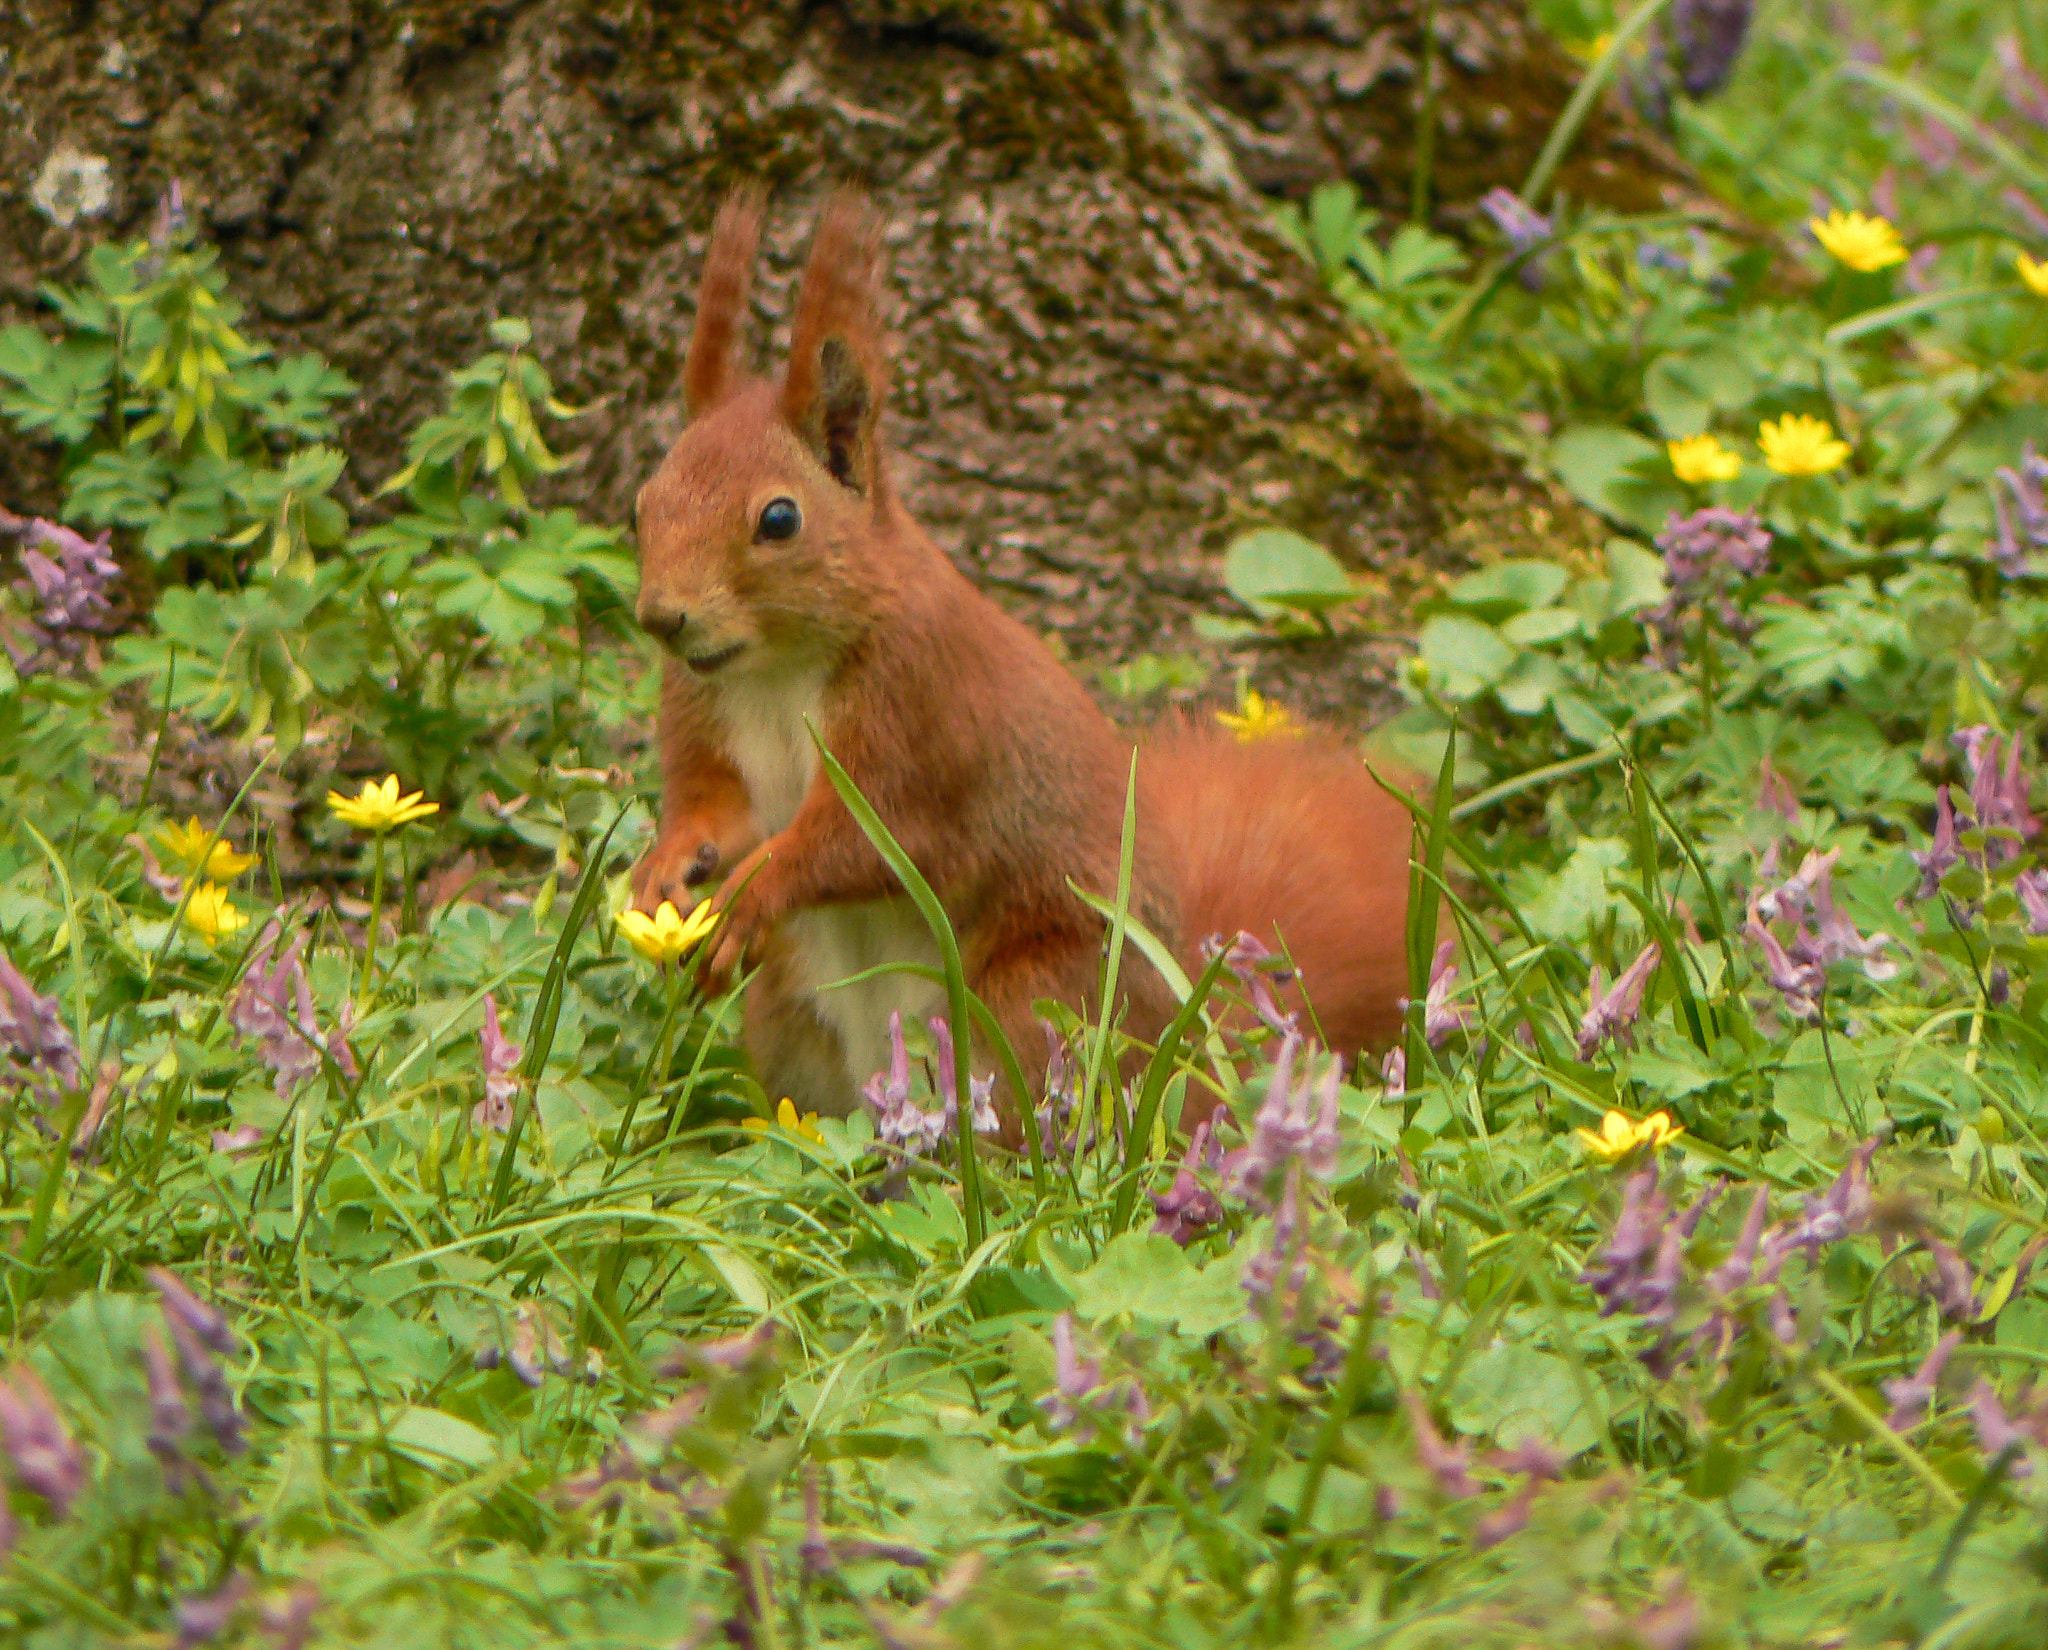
[631,834,723,914]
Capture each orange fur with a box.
[681,186,765,418]
[631,188,1412,1128]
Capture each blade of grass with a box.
[807,727,987,1251]
[488,803,631,1216]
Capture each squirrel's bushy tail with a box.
[1141,720,1414,1058]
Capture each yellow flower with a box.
[615,898,719,968]
[1809,209,1909,273]
[1575,1109,1685,1163]
[743,1096,825,1145]
[1758,413,1851,477]
[326,775,441,833]
[156,817,259,881]
[2018,252,2048,299]
[1667,434,1742,484]
[181,882,247,944]
[1217,690,1303,743]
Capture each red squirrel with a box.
[628,188,1413,1124]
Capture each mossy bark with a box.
[0,0,1683,722]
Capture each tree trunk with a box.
[0,0,1682,723]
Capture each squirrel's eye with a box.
[757,498,802,542]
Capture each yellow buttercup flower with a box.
[181,882,247,944]
[155,817,259,881]
[1809,209,1909,273]
[1759,413,1851,477]
[616,898,719,968]
[327,775,440,833]
[2018,252,2048,299]
[743,1096,825,1145]
[1575,1109,1684,1163]
[1667,434,1742,484]
[1217,690,1303,743]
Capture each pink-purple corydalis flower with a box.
[1041,1313,1148,1446]
[0,1363,85,1514]
[1671,0,1756,97]
[1150,1120,1224,1246]
[1407,939,1476,1049]
[927,1016,1000,1139]
[1883,1331,1960,1432]
[1912,785,1963,900]
[1404,1393,1478,1499]
[1219,1035,1341,1208]
[1991,443,2048,577]
[150,1269,246,1455]
[1203,930,1298,1037]
[1954,724,2040,864]
[1659,506,1772,588]
[1477,188,1552,288]
[0,947,81,1103]
[1576,941,1660,1061]
[174,1574,251,1647]
[472,994,521,1132]
[1968,1379,2048,1477]
[0,508,120,673]
[1747,847,1896,1019]
[475,1300,582,1388]
[229,925,358,1100]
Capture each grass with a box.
[2,0,2048,1645]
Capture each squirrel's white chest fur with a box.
[711,659,942,1102]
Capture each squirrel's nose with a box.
[640,604,687,645]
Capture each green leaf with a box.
[1605,539,1669,615]
[1551,425,1687,533]
[1416,614,1518,700]
[1446,1343,1607,1455]
[1052,1231,1247,1338]
[386,1406,498,1470]
[1447,560,1570,620]
[1223,528,1357,619]
[1520,836,1629,940]
[1498,606,1582,647]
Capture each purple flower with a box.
[1203,930,1298,1036]
[927,1016,1000,1139]
[1671,0,1756,97]
[2000,37,2048,131]
[658,1320,779,1378]
[1477,189,1552,288]
[2018,870,2048,936]
[211,1123,265,1156]
[1404,1393,1477,1499]
[1220,1036,1342,1207]
[69,1060,120,1162]
[0,947,81,1103]
[175,1575,250,1647]
[1583,1167,1677,1323]
[1040,1313,1148,1445]
[1746,917,1824,1021]
[1764,1135,1880,1263]
[472,995,521,1132]
[1408,940,1475,1049]
[1150,1120,1224,1245]
[1706,1187,1771,1296]
[480,1301,581,1388]
[1918,1238,1980,1321]
[1957,724,2040,860]
[149,1268,236,1358]
[1576,941,1660,1061]
[1644,508,1772,665]
[1968,1379,2046,1476]
[0,509,120,673]
[861,1012,949,1160]
[1036,1020,1081,1152]
[1756,756,1800,821]
[141,1327,195,1489]
[1658,506,1773,588]
[1379,1047,1405,1097]
[1884,1331,1960,1432]
[1912,786,1962,899]
[158,1303,245,1456]
[229,925,357,1100]
[0,1364,84,1514]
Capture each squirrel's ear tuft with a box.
[682,185,766,419]
[782,190,888,497]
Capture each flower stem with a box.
[359,833,387,1005]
